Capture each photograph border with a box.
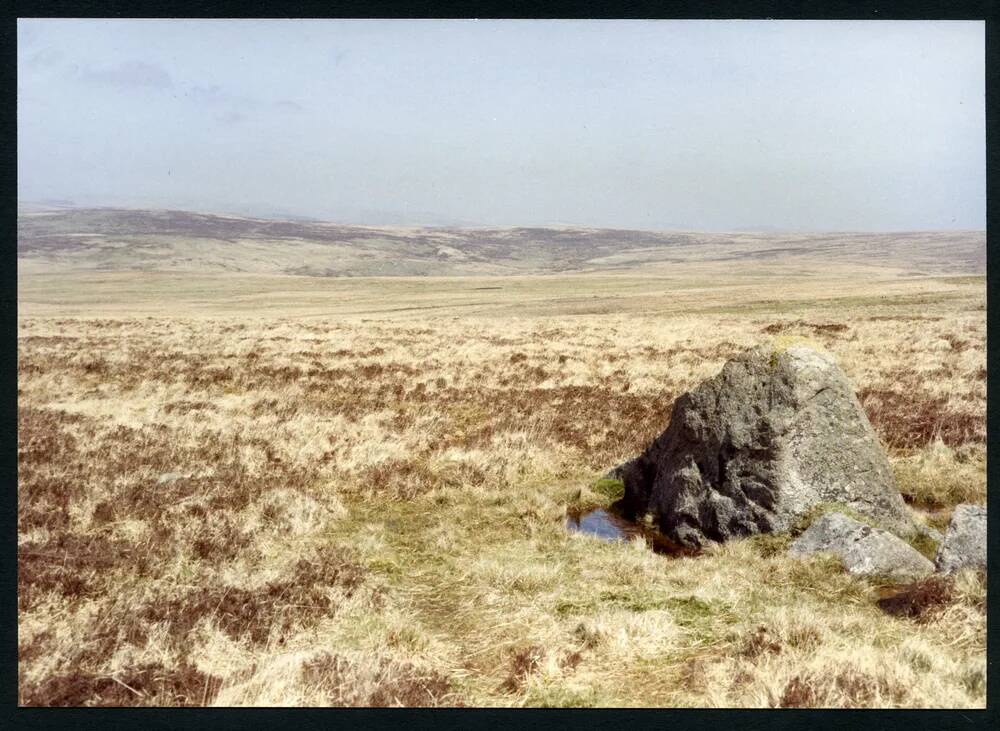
[3,2,997,728]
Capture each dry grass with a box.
[17,269,986,707]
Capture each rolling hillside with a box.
[17,206,986,277]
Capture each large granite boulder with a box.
[935,504,986,574]
[789,512,933,582]
[620,345,913,548]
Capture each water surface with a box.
[565,507,695,557]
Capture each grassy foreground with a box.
[17,270,986,707]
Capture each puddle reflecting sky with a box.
[566,507,695,557]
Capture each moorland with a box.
[17,207,986,707]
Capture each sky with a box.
[17,19,985,231]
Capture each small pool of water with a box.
[565,507,695,557]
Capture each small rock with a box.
[935,504,986,575]
[789,512,934,583]
[789,511,860,554]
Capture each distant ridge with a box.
[17,207,986,278]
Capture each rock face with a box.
[935,504,986,574]
[789,512,934,582]
[620,345,913,548]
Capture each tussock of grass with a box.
[892,441,986,508]
[905,531,940,561]
[589,478,625,504]
[746,532,793,558]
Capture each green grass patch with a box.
[905,531,940,561]
[665,596,726,625]
[591,478,625,502]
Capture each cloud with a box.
[273,99,304,112]
[24,47,65,68]
[186,84,305,123]
[187,84,235,106]
[218,109,246,126]
[79,61,174,90]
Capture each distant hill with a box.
[17,206,986,277]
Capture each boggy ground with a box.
[17,271,986,707]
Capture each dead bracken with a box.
[876,576,955,622]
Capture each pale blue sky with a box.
[17,19,985,230]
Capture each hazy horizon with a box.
[18,19,985,231]
[14,199,988,235]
